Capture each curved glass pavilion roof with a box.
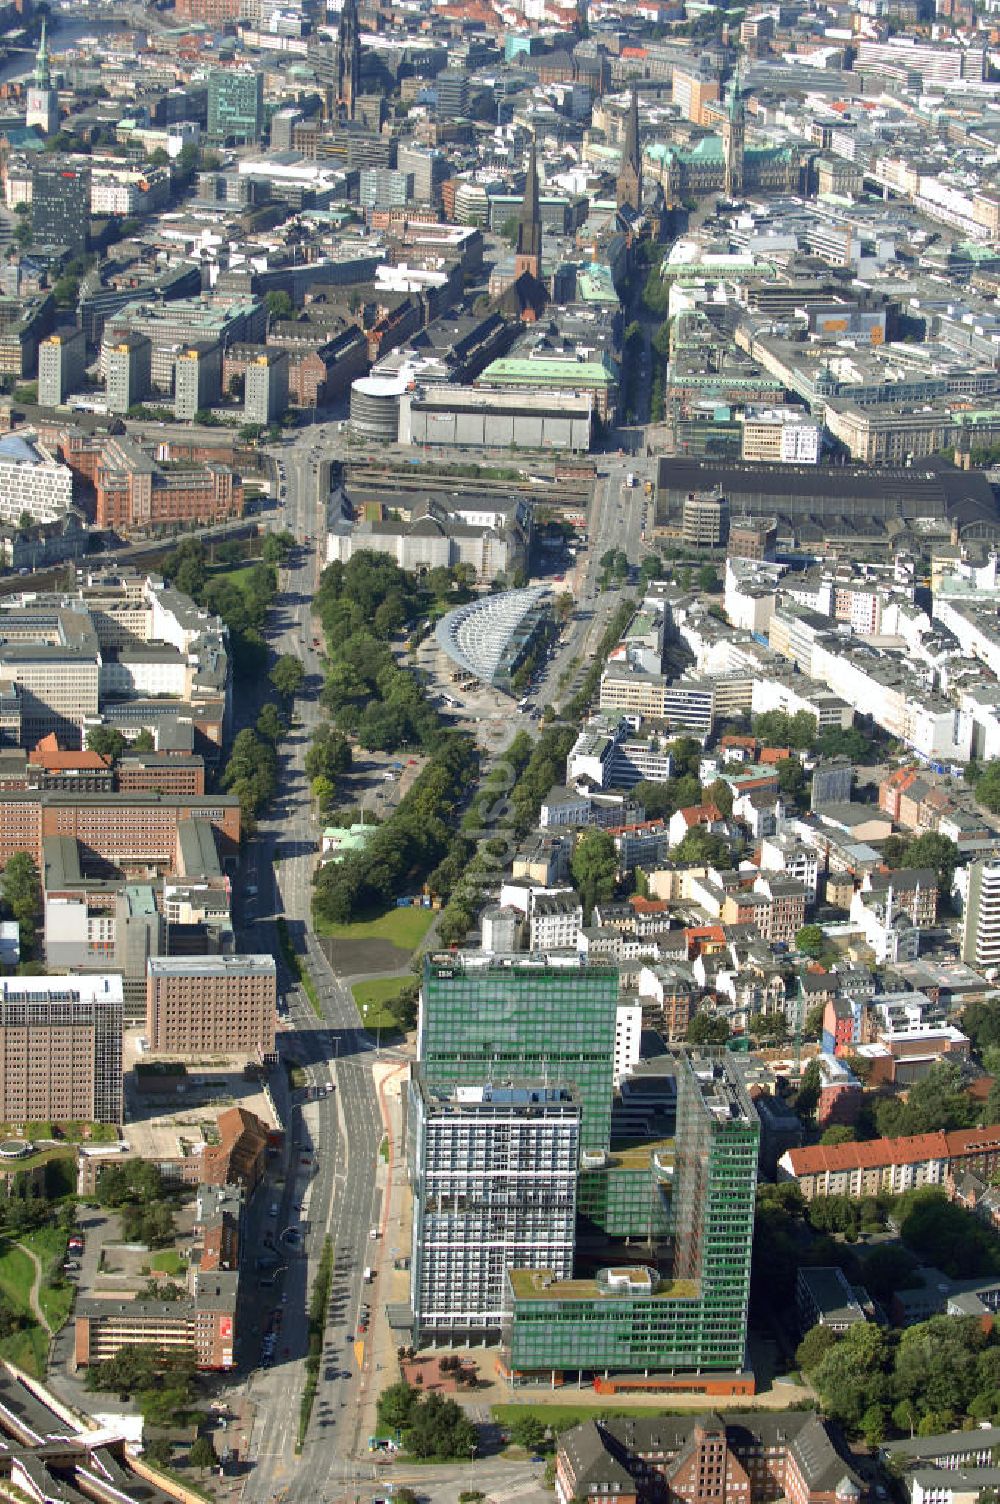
[435,586,550,688]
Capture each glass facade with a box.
[577,1147,673,1242]
[504,1052,759,1375]
[207,70,264,144]
[419,958,620,1151]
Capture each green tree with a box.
[820,1125,856,1146]
[973,760,1000,813]
[686,1012,730,1045]
[570,828,617,918]
[795,924,825,958]
[904,831,960,892]
[803,1002,826,1041]
[795,1059,821,1120]
[188,1435,217,1474]
[697,563,719,593]
[2,852,39,951]
[795,1324,839,1373]
[86,726,126,761]
[265,290,293,321]
[775,756,805,804]
[508,1414,548,1452]
[673,828,730,866]
[378,1380,418,1432]
[270,655,305,700]
[256,702,286,743]
[131,729,155,752]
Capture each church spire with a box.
[34,17,50,89]
[616,81,642,214]
[514,138,543,280]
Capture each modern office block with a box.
[31,161,90,256]
[38,329,86,408]
[145,954,276,1057]
[106,334,152,415]
[0,975,123,1123]
[207,68,264,144]
[174,341,222,421]
[244,348,288,425]
[408,1076,580,1344]
[419,956,619,1151]
[503,1051,760,1378]
[436,70,469,119]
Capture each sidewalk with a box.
[356,1058,411,1446]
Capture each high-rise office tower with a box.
[962,858,1000,971]
[26,18,59,137]
[31,161,90,256]
[513,141,543,282]
[418,956,619,1151]
[503,1051,760,1380]
[408,1076,580,1345]
[435,69,469,120]
[207,68,264,144]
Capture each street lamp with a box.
[468,1441,477,1496]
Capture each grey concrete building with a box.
[38,329,86,408]
[106,333,152,415]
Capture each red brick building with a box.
[0,790,240,870]
[556,1413,862,1504]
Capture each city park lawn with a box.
[351,976,414,1031]
[315,907,434,950]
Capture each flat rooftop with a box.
[508,1268,699,1302]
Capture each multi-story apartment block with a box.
[90,436,243,533]
[779,1124,1000,1198]
[38,331,86,409]
[145,955,276,1056]
[174,343,223,422]
[101,299,266,393]
[408,1077,580,1345]
[0,974,122,1123]
[962,858,1000,972]
[105,334,152,416]
[528,894,583,952]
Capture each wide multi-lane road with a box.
[236,440,385,1504]
[235,428,654,1502]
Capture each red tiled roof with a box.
[678,802,723,827]
[759,746,792,765]
[785,1131,951,1176]
[630,896,670,915]
[785,1124,1000,1177]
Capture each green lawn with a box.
[149,1250,185,1276]
[0,1324,47,1378]
[0,1243,38,1315]
[209,563,257,591]
[351,976,413,1031]
[492,1402,684,1433]
[5,1227,75,1335]
[316,907,434,948]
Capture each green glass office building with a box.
[503,1051,759,1377]
[419,957,619,1152]
[207,69,264,145]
